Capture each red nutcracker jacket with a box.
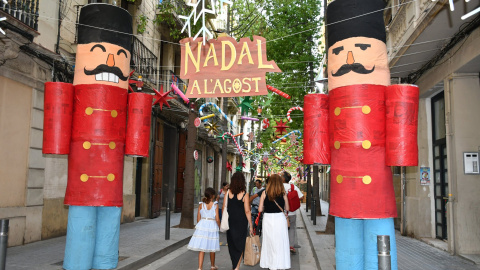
[326,84,418,219]
[43,83,153,207]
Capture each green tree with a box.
[232,0,324,167]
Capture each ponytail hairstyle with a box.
[202,187,216,204]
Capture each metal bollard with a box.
[312,199,316,225]
[377,235,391,270]
[0,219,9,270]
[165,202,171,240]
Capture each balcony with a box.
[0,0,39,31]
[131,36,158,82]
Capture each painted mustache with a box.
[331,63,375,77]
[84,64,128,81]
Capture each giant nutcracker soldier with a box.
[42,4,153,270]
[303,0,419,269]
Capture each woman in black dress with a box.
[223,171,253,270]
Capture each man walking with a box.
[250,179,264,215]
[282,171,303,254]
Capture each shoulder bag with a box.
[220,190,229,232]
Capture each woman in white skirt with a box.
[258,174,290,270]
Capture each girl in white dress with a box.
[188,187,221,270]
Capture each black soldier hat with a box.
[77,4,132,52]
[326,0,386,48]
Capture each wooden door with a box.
[151,118,164,218]
[175,132,187,212]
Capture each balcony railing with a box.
[1,0,39,30]
[131,36,158,81]
[159,69,187,95]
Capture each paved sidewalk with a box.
[5,211,195,270]
[300,201,480,270]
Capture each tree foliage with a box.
[231,0,324,171]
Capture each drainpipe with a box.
[444,77,456,254]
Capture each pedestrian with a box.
[250,179,264,215]
[224,172,253,270]
[188,187,221,270]
[218,182,229,221]
[259,174,291,270]
[282,171,304,254]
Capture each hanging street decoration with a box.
[199,102,236,127]
[272,130,302,144]
[207,156,214,163]
[200,114,215,120]
[289,132,298,143]
[266,85,291,99]
[287,106,303,122]
[152,85,174,110]
[171,83,190,104]
[273,119,290,135]
[205,121,220,136]
[194,117,202,128]
[257,142,263,149]
[216,134,231,143]
[241,116,259,121]
[193,150,199,160]
[261,118,270,130]
[222,132,244,157]
[179,0,233,45]
[247,132,255,142]
[226,161,232,172]
[180,36,281,98]
[239,96,254,115]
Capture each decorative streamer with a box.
[241,116,259,121]
[171,83,189,104]
[222,132,244,157]
[278,155,291,165]
[266,85,291,99]
[287,106,303,122]
[272,130,302,144]
[279,142,297,157]
[199,102,236,128]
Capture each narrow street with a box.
[139,214,318,270]
[138,233,299,270]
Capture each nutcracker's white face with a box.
[327,37,390,91]
[73,42,131,89]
